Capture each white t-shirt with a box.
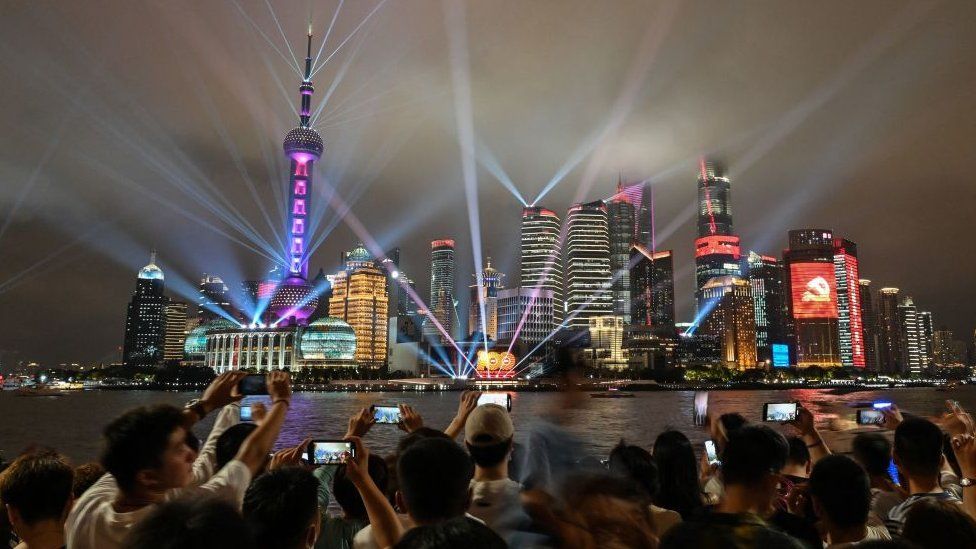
[352,514,413,549]
[65,459,252,549]
[468,478,521,528]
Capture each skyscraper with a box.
[163,301,188,363]
[747,252,789,364]
[427,239,456,344]
[933,326,959,366]
[878,287,902,373]
[897,296,923,375]
[694,160,742,311]
[329,245,389,369]
[858,279,880,371]
[783,229,841,367]
[698,276,757,369]
[520,206,564,324]
[629,246,675,330]
[267,31,323,325]
[587,316,627,369]
[917,310,934,367]
[469,259,504,340]
[833,238,865,367]
[626,246,676,370]
[197,274,231,322]
[123,252,168,367]
[497,287,554,361]
[565,201,612,328]
[607,181,638,318]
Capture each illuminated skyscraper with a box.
[123,252,168,367]
[497,287,554,361]
[469,259,504,340]
[607,181,639,318]
[427,239,456,344]
[329,246,389,369]
[784,229,841,367]
[629,246,675,330]
[878,287,902,373]
[918,310,934,366]
[833,238,865,367]
[698,276,757,369]
[694,160,742,311]
[565,201,612,328]
[268,32,323,325]
[520,206,564,324]
[897,296,922,375]
[747,252,790,364]
[587,316,627,369]
[858,279,880,371]
[163,301,188,363]
[198,274,231,322]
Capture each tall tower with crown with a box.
[268,30,324,325]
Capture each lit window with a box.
[294,180,307,196]
[292,218,305,234]
[293,199,306,216]
[292,237,303,254]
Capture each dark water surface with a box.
[1,387,971,463]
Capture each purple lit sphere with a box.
[267,276,319,325]
[283,127,324,160]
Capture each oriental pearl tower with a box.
[268,30,323,325]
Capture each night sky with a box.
[1,1,975,367]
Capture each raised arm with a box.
[791,404,830,463]
[444,391,481,439]
[182,371,247,429]
[234,371,292,475]
[346,436,404,548]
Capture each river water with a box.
[1,387,971,463]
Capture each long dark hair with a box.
[652,430,705,518]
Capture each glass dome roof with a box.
[300,317,356,362]
[184,325,209,355]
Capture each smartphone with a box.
[307,440,355,465]
[238,374,267,395]
[873,402,893,410]
[478,392,512,411]
[857,409,885,425]
[240,405,253,422]
[763,402,798,422]
[704,440,720,466]
[373,405,402,424]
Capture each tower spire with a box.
[150,248,157,265]
[298,30,314,127]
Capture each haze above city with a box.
[1,0,975,366]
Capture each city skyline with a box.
[2,1,976,365]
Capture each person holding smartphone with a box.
[464,404,521,529]
[66,371,293,549]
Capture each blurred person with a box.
[901,499,976,548]
[662,425,803,549]
[66,371,292,549]
[395,437,474,526]
[652,430,705,520]
[808,454,890,547]
[523,473,656,549]
[464,404,521,529]
[852,433,905,521]
[72,463,105,499]
[243,467,320,549]
[392,516,506,549]
[884,417,961,536]
[608,441,681,536]
[122,496,255,549]
[0,450,73,549]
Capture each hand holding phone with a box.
[763,402,798,422]
[477,392,512,411]
[857,409,885,426]
[307,440,355,465]
[240,405,253,422]
[237,374,268,395]
[373,405,402,425]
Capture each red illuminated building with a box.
[783,229,841,367]
[833,238,865,367]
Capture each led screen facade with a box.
[790,262,838,319]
